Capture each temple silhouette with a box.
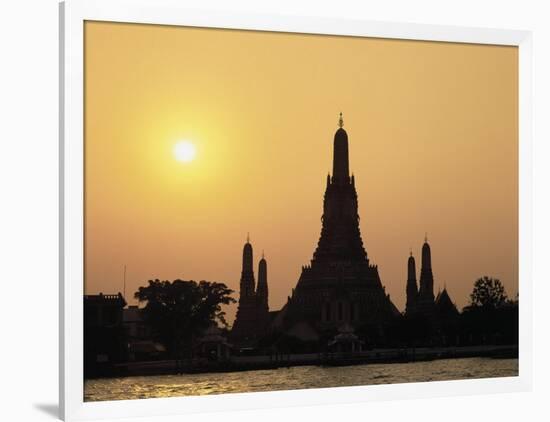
[230,236,270,344]
[231,114,460,346]
[405,237,459,320]
[83,114,517,379]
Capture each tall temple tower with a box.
[231,237,271,344]
[256,252,268,311]
[256,252,270,332]
[313,113,368,263]
[283,114,398,330]
[405,251,418,315]
[417,235,435,313]
[231,235,259,342]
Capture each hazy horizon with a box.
[84,21,518,324]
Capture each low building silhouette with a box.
[196,325,232,361]
[123,305,166,361]
[328,324,364,353]
[84,293,127,377]
[435,288,459,320]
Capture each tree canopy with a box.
[134,279,235,355]
[469,276,508,309]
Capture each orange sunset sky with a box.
[84,21,518,323]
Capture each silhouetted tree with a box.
[459,277,518,346]
[506,293,519,306]
[469,276,508,310]
[134,279,235,357]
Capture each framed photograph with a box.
[60,0,532,420]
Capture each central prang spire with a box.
[332,113,350,184]
[288,116,397,331]
[312,115,367,263]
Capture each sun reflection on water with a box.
[84,357,518,402]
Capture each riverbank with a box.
[102,344,517,378]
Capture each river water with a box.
[84,357,518,402]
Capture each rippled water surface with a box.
[84,357,518,402]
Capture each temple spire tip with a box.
[338,112,344,128]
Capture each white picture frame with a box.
[60,0,533,420]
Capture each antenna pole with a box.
[123,264,127,300]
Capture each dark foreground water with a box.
[84,357,518,402]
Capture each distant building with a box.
[328,324,364,353]
[84,292,126,327]
[84,293,127,377]
[435,288,459,320]
[123,305,166,361]
[434,288,460,346]
[196,325,232,361]
[123,305,149,340]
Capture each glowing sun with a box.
[173,141,196,163]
